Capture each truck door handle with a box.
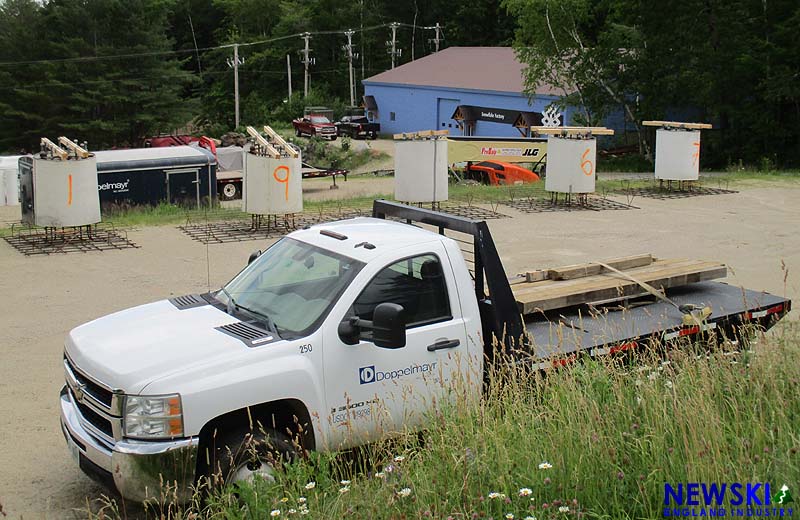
[427,339,460,352]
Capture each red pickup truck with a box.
[292,114,338,140]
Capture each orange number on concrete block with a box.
[67,174,73,205]
[273,165,290,201]
[692,141,700,166]
[581,147,594,176]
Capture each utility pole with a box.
[386,22,401,69]
[360,0,364,84]
[343,29,358,107]
[300,32,313,97]
[286,54,292,101]
[226,43,244,128]
[429,22,443,52]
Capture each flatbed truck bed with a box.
[373,200,790,361]
[524,281,787,363]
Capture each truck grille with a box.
[75,399,114,438]
[65,357,113,408]
[64,355,122,443]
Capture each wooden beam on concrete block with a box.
[642,120,712,130]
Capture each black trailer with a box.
[372,201,791,363]
[94,146,217,208]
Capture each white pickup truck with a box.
[60,201,790,502]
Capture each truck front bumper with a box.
[59,386,199,503]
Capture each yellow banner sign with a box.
[446,138,548,164]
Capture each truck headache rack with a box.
[373,199,526,346]
[373,200,792,361]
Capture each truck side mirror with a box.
[248,250,262,265]
[337,303,406,349]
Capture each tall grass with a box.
[90,325,800,519]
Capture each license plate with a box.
[67,436,80,463]
[63,424,81,462]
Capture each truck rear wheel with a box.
[208,427,297,487]
[221,182,239,201]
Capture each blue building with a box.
[362,47,582,137]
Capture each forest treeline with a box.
[0,0,797,167]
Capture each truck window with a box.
[220,238,364,338]
[352,254,451,328]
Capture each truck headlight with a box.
[123,394,184,439]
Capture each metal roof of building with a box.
[363,47,561,96]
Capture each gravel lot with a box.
[0,179,797,518]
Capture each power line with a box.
[0,22,426,67]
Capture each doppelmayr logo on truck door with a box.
[359,362,437,385]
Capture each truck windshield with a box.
[310,116,330,124]
[218,238,364,339]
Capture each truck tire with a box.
[221,182,239,201]
[208,427,297,487]
[295,128,301,137]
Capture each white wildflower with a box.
[375,471,386,479]
[524,517,538,520]
[304,482,316,490]
[518,487,533,497]
[488,491,507,500]
[505,514,515,519]
[397,487,412,498]
[339,486,350,494]
[538,462,553,470]
[288,509,297,515]
[340,479,351,485]
[297,497,307,504]
[559,506,570,513]
[665,380,674,389]
[270,510,281,518]
[394,455,406,462]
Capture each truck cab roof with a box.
[290,217,445,263]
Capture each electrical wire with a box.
[0,22,440,67]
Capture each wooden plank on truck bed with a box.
[549,254,655,281]
[512,258,727,314]
[513,254,654,284]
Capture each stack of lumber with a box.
[511,254,728,314]
[392,129,449,140]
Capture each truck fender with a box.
[196,398,315,478]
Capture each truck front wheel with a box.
[209,427,297,486]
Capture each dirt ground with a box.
[1,179,798,519]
